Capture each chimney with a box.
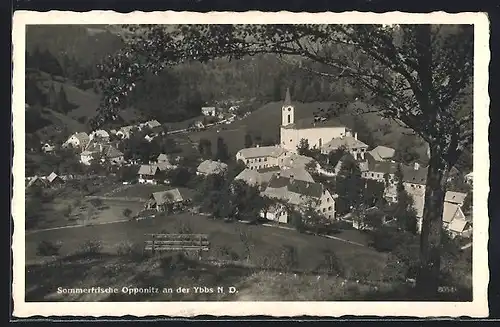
[354,132,358,140]
[256,144,260,148]
[289,174,294,184]
[414,162,420,170]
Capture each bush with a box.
[122,208,132,218]
[36,240,62,256]
[78,240,103,255]
[369,227,406,252]
[116,241,143,258]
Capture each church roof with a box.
[283,117,347,130]
[284,87,292,107]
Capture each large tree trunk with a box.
[416,144,451,298]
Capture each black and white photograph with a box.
[12,11,489,317]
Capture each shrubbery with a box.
[36,240,62,256]
[78,240,103,255]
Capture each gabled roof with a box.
[157,153,169,162]
[47,172,61,183]
[138,164,160,176]
[235,168,262,186]
[197,160,228,175]
[27,176,48,188]
[402,165,428,185]
[91,130,109,138]
[321,136,368,152]
[266,175,323,199]
[237,146,287,159]
[103,145,123,158]
[367,160,399,174]
[368,146,396,161]
[151,188,185,205]
[286,117,347,130]
[278,167,315,183]
[67,132,90,144]
[445,191,467,206]
[448,218,470,234]
[443,202,465,224]
[146,120,161,128]
[280,153,315,169]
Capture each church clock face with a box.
[288,107,291,111]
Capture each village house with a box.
[41,143,55,153]
[62,132,90,150]
[143,120,162,132]
[260,175,336,224]
[80,150,96,165]
[235,166,314,190]
[464,172,473,186]
[144,188,193,213]
[236,145,288,170]
[279,153,316,171]
[193,120,205,130]
[279,88,351,152]
[367,145,396,162]
[201,106,217,117]
[320,134,368,161]
[47,172,64,187]
[155,153,176,171]
[137,164,163,184]
[116,125,136,139]
[438,191,471,238]
[102,145,125,165]
[89,130,110,142]
[196,160,229,176]
[362,160,399,202]
[26,176,48,188]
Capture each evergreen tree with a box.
[394,164,418,234]
[214,137,230,162]
[197,138,212,159]
[335,156,364,215]
[297,138,310,156]
[57,85,70,113]
[244,133,253,148]
[47,83,58,110]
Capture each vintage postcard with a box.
[12,11,489,317]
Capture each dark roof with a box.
[257,166,281,173]
[367,161,399,174]
[267,175,323,198]
[401,165,428,184]
[284,117,347,130]
[284,87,292,107]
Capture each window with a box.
[328,206,332,211]
[319,138,322,148]
[258,158,262,162]
[287,115,291,124]
[371,173,374,177]
[258,165,261,169]
[326,198,330,203]
[328,215,331,219]
[264,158,267,161]
[322,208,326,212]
[411,184,415,188]
[290,139,292,143]
[246,160,249,164]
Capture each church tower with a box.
[281,87,295,126]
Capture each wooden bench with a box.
[144,234,210,257]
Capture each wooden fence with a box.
[144,234,210,256]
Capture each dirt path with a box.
[26,218,131,235]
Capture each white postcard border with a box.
[12,10,490,318]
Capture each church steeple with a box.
[281,87,295,127]
[284,87,292,107]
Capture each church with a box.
[280,88,352,153]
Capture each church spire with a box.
[284,87,292,107]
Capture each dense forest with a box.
[25,26,363,135]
